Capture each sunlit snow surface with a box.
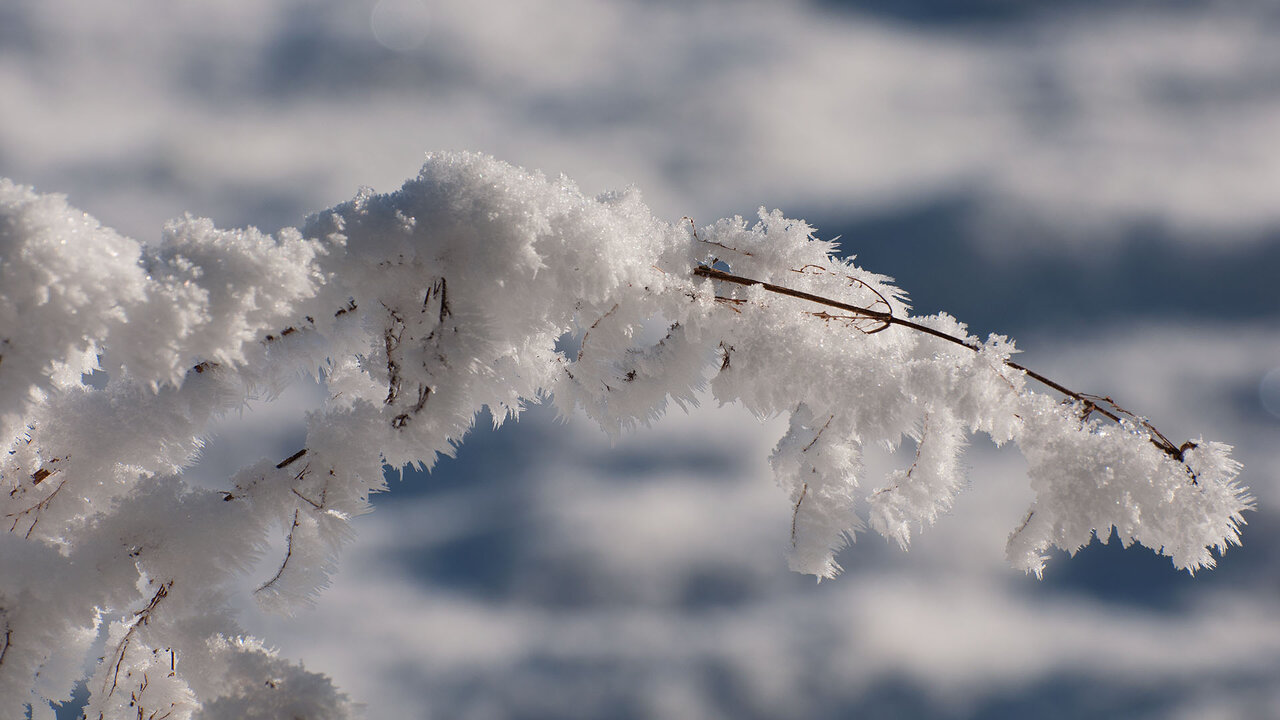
[3,0,1278,717]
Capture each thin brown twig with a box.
[255,510,300,595]
[383,306,406,405]
[393,383,432,429]
[291,486,324,510]
[276,448,307,469]
[694,265,1197,472]
[806,310,891,334]
[791,483,809,546]
[714,295,746,313]
[103,581,172,699]
[905,413,928,482]
[685,216,756,258]
[426,277,451,323]
[792,264,893,323]
[577,304,620,362]
[6,478,67,538]
[802,415,834,452]
[0,624,11,667]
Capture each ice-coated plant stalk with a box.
[692,265,1203,470]
[0,153,1250,718]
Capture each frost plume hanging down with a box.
[0,153,1250,718]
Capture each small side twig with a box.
[276,449,307,469]
[392,384,431,429]
[906,414,928,481]
[875,414,930,501]
[685,216,755,258]
[577,304,620,362]
[6,479,67,538]
[383,305,407,405]
[291,486,325,510]
[426,277,451,323]
[792,264,893,333]
[802,415,834,453]
[791,483,809,546]
[103,581,172,700]
[255,510,301,596]
[0,623,11,667]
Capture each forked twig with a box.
[792,264,893,334]
[382,305,407,405]
[685,216,755,258]
[103,581,172,700]
[6,479,68,538]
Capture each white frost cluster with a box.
[0,153,1250,717]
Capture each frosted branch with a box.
[0,152,1250,716]
[693,265,1203,472]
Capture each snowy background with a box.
[3,0,1279,717]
